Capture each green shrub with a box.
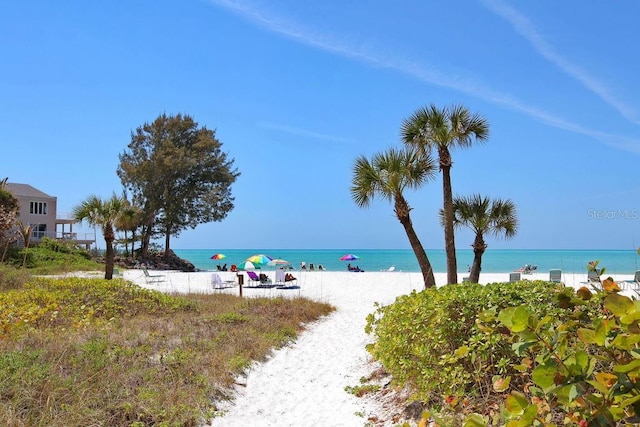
[365,280,599,418]
[481,278,640,426]
[2,238,100,274]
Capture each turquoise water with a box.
[173,249,640,274]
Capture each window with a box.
[32,224,47,239]
[29,201,48,215]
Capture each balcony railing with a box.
[56,212,75,221]
[31,231,96,242]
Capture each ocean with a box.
[173,248,640,274]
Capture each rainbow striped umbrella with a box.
[237,261,260,271]
[267,258,291,267]
[210,253,226,260]
[247,254,273,266]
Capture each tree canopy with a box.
[117,113,239,257]
[0,178,20,250]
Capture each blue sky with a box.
[2,1,639,250]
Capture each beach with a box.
[121,269,639,427]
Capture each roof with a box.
[5,183,54,199]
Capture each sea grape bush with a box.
[365,280,588,422]
[473,276,640,426]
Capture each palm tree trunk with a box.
[469,234,486,284]
[396,197,436,288]
[123,230,129,257]
[104,226,115,280]
[441,162,458,285]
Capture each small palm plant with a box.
[73,194,126,279]
[446,194,518,283]
[351,147,438,288]
[15,221,32,267]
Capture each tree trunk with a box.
[123,230,129,257]
[140,223,152,258]
[441,151,458,285]
[164,232,171,261]
[104,226,115,280]
[396,197,436,288]
[469,234,486,284]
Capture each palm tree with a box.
[446,194,518,284]
[15,221,32,267]
[73,194,125,280]
[351,147,438,288]
[116,200,143,257]
[401,104,489,285]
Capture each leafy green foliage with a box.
[2,237,101,274]
[485,277,640,426]
[117,113,240,257]
[0,178,19,248]
[365,280,598,424]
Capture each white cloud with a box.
[208,0,640,154]
[259,122,356,144]
[481,0,640,125]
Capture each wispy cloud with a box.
[481,0,639,125]
[259,122,356,144]
[208,0,640,154]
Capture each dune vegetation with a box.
[0,257,334,427]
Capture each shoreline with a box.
[174,248,640,275]
[119,269,638,427]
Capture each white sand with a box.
[121,269,638,427]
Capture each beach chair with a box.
[275,268,298,289]
[549,269,562,284]
[620,270,640,291]
[211,273,226,290]
[246,271,261,287]
[258,273,273,286]
[509,272,521,283]
[142,267,166,284]
[587,269,602,289]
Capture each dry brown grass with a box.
[0,277,334,427]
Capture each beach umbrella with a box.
[247,254,273,266]
[339,253,359,261]
[210,253,226,260]
[267,258,291,267]
[237,261,260,271]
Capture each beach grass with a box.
[2,238,103,275]
[0,269,334,427]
